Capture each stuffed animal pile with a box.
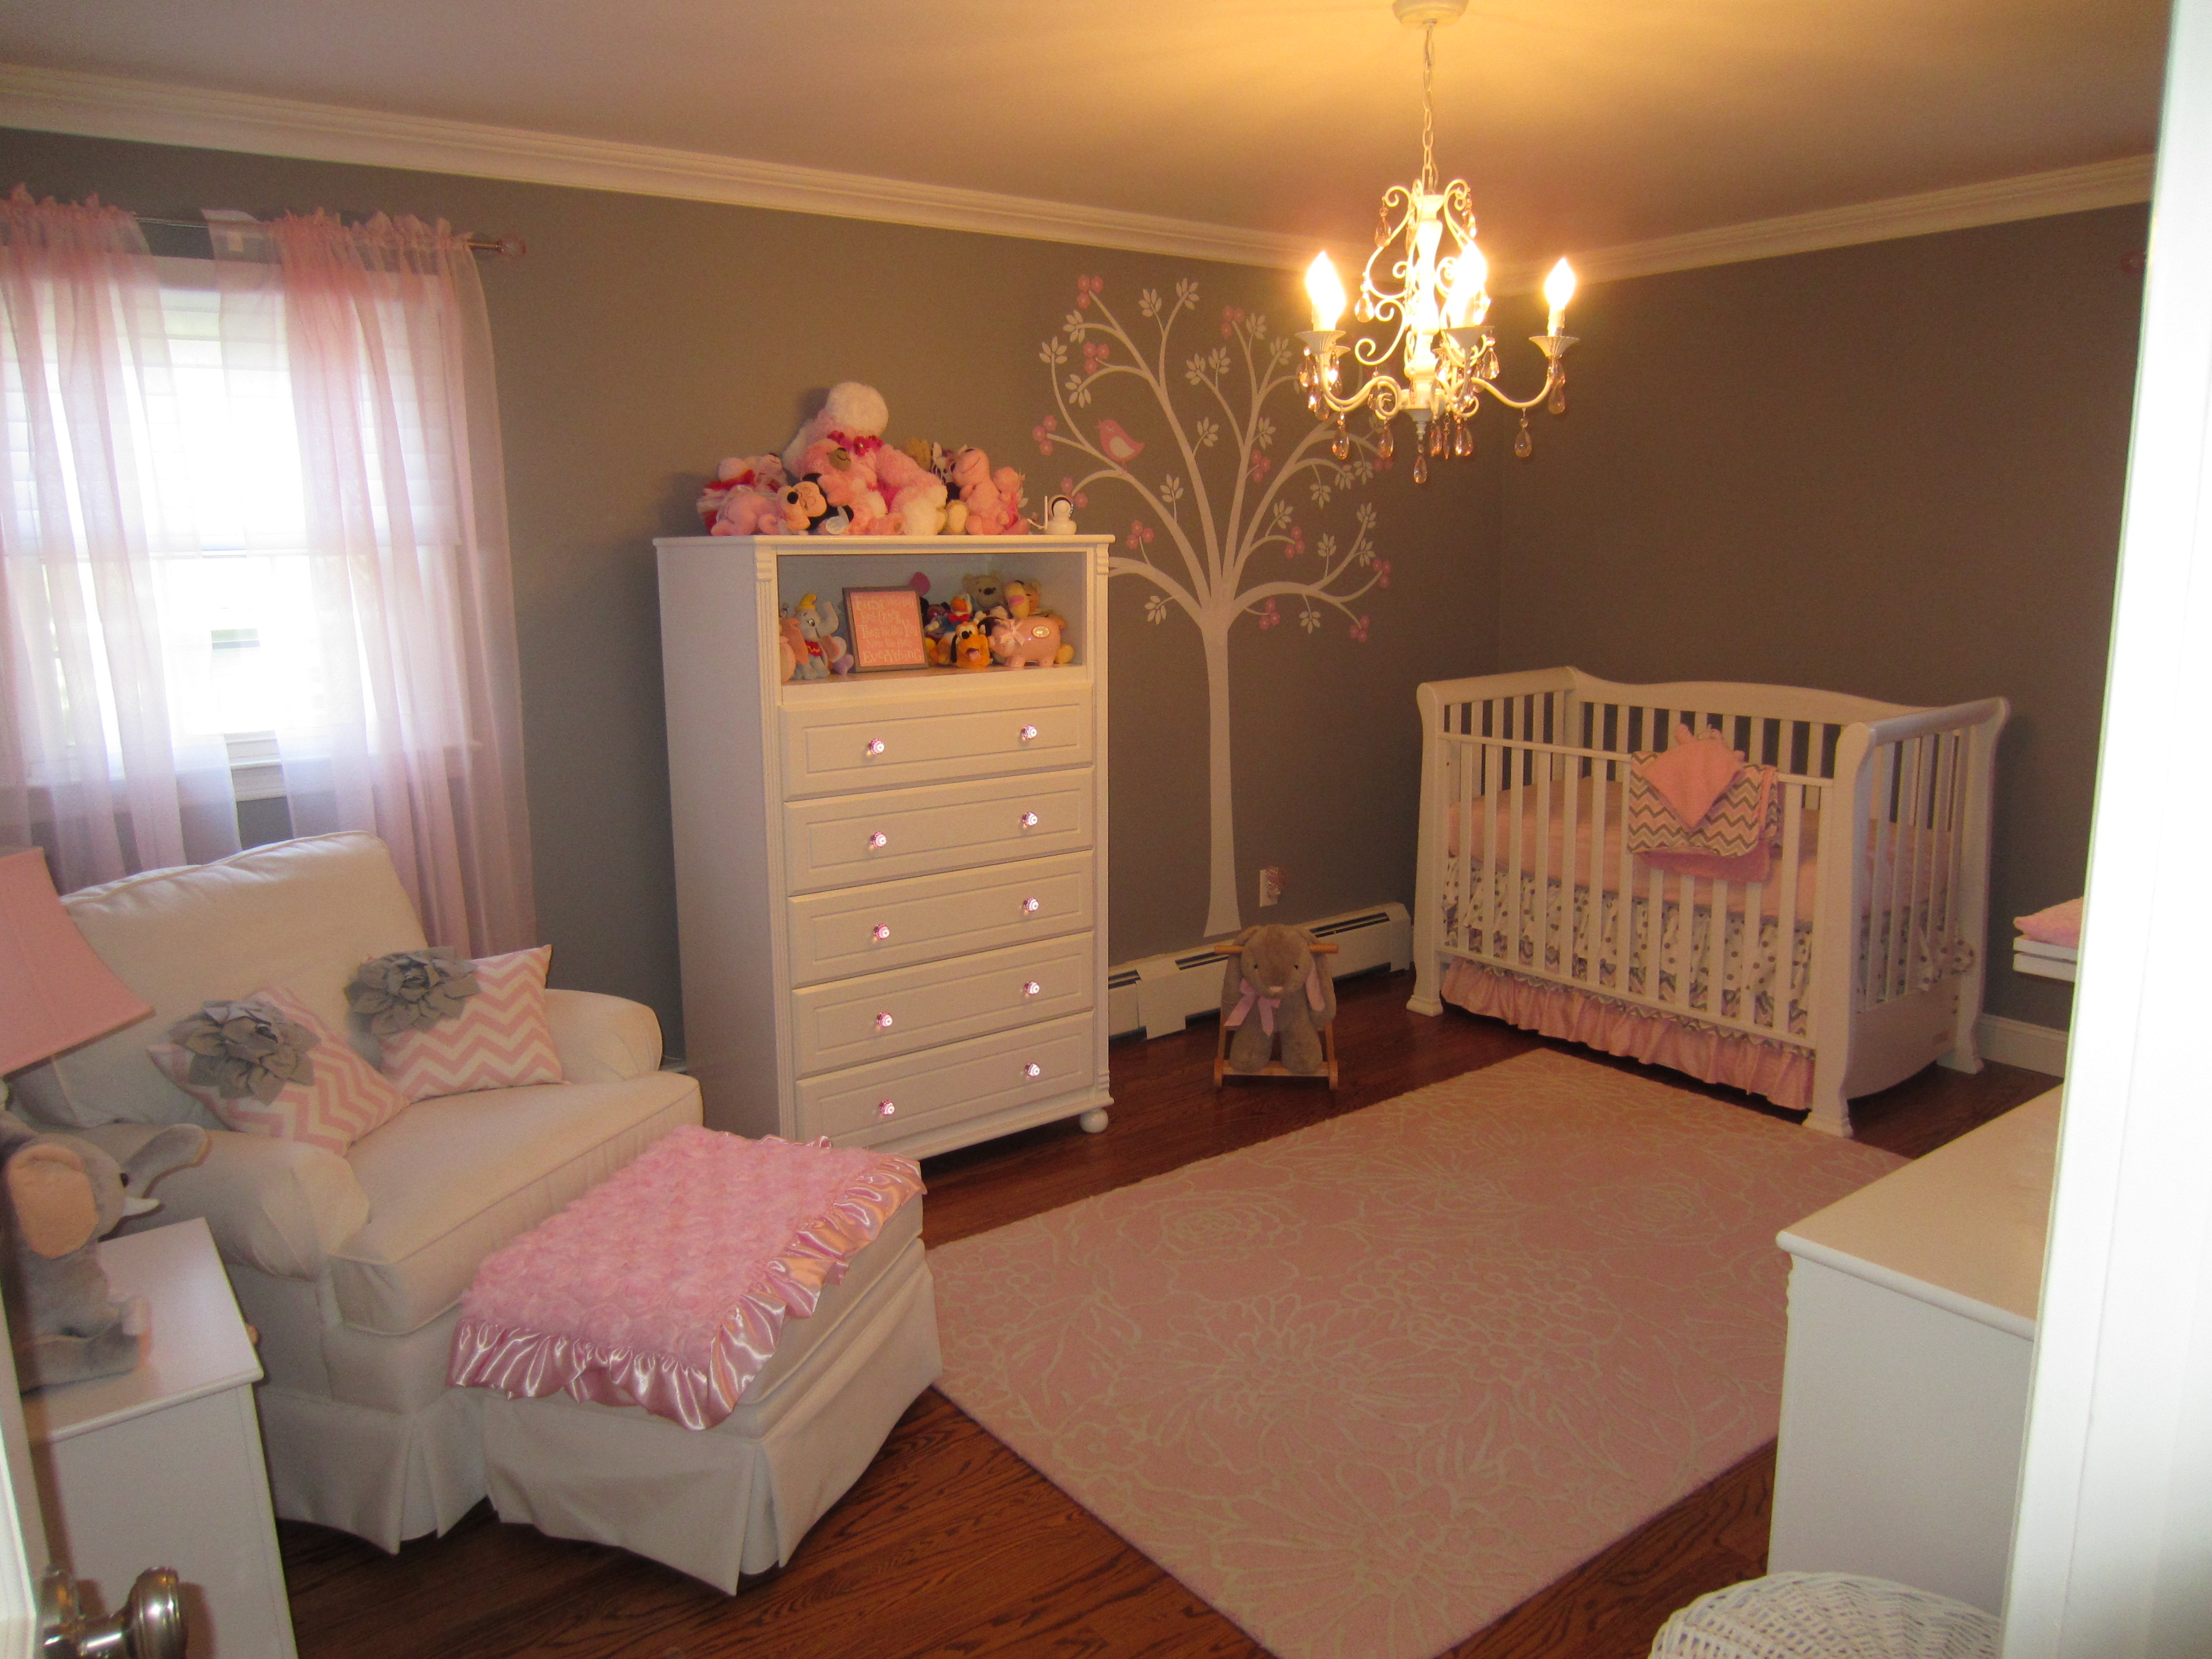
[912,571,1077,671]
[699,380,1033,538]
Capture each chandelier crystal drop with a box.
[1298,0,1579,482]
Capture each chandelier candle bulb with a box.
[1305,253,1348,331]
[1544,258,1578,336]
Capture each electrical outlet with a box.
[1258,865,1286,907]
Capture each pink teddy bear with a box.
[702,455,789,536]
[871,445,951,536]
[799,437,890,533]
[950,447,1030,536]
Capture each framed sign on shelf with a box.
[842,586,928,671]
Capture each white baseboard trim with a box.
[1976,1013,2069,1077]
[1108,902,1412,1040]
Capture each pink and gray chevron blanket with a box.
[1625,724,1782,884]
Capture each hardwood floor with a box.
[276,970,2058,1658]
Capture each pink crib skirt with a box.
[1441,957,1814,1111]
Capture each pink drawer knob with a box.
[1022,980,1042,998]
[1019,811,1041,829]
[878,1100,896,1118]
[1021,896,1041,914]
[1022,1062,1043,1079]
[867,832,889,850]
[864,738,886,757]
[872,924,891,941]
[1019,724,1039,742]
[875,1011,895,1030]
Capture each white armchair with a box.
[11,834,703,1550]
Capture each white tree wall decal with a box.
[1036,274,1390,939]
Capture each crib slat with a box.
[1863,743,1896,1011]
[1561,744,1585,987]
[1903,735,1934,998]
[1707,873,1729,1018]
[1456,732,1477,957]
[1891,735,1924,1000]
[1540,745,1559,976]
[1935,731,1963,974]
[1481,737,1500,961]
[1777,780,1804,1039]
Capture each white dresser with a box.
[656,534,1113,1156]
[1768,1088,2061,1614]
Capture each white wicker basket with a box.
[1648,1573,1999,1659]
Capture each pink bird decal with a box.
[1097,418,1145,465]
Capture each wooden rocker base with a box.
[1213,1022,1339,1088]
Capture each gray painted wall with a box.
[0,128,1500,1052]
[1493,206,2145,1027]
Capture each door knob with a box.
[39,1564,187,1659]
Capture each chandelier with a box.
[1298,0,1579,482]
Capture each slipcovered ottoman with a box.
[449,1127,940,1590]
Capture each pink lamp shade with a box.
[0,849,152,1077]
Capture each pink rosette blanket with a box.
[448,1125,924,1430]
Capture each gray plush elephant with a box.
[1219,924,1338,1076]
[0,1115,207,1390]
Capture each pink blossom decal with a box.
[1083,340,1111,374]
[1060,478,1089,510]
[1126,519,1156,550]
[1249,451,1272,484]
[1256,597,1282,630]
[1032,414,1059,455]
[1287,526,1306,560]
[1348,614,1371,643]
[1220,305,1245,338]
[1374,557,1391,589]
[1076,275,1104,309]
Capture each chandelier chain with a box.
[1420,22,1438,194]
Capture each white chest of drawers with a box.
[656,534,1113,1155]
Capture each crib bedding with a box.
[1442,776,1948,924]
[1437,848,1967,1112]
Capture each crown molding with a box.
[1553,156,2156,288]
[0,62,1311,268]
[0,62,2158,285]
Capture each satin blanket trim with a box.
[1441,958,1814,1111]
[448,1125,924,1430]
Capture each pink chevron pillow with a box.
[149,987,410,1155]
[374,945,563,1102]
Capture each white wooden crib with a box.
[1408,669,2008,1135]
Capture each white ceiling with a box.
[0,0,2172,273]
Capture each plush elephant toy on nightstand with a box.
[1219,924,1338,1076]
[0,1115,207,1390]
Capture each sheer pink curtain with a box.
[0,188,241,887]
[210,211,534,954]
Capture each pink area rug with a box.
[930,1049,1903,1659]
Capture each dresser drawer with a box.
[785,769,1092,893]
[789,932,1094,1077]
[782,684,1092,798]
[786,852,1093,986]
[798,1013,1098,1144]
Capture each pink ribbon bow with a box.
[1225,966,1327,1035]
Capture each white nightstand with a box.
[22,1217,298,1659]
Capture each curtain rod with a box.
[135,215,525,259]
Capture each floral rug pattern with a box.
[931,1051,1901,1659]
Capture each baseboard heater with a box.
[1106,901,1412,1040]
